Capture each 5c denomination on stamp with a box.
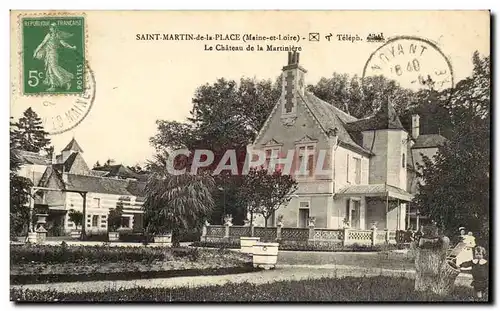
[362,36,454,92]
[22,16,85,95]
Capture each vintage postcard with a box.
[10,10,491,303]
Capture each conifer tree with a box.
[12,108,51,153]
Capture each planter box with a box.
[27,232,37,244]
[154,234,172,244]
[108,232,120,242]
[252,242,279,270]
[36,214,49,224]
[70,231,81,239]
[240,237,260,254]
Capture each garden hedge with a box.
[191,241,400,252]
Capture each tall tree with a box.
[11,108,51,153]
[308,74,415,119]
[150,77,281,224]
[10,130,33,238]
[414,51,490,244]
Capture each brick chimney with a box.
[411,114,420,139]
[281,51,307,116]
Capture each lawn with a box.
[10,244,253,284]
[11,276,484,302]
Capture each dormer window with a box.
[264,147,282,173]
[294,135,317,178]
[296,145,315,177]
[262,139,283,173]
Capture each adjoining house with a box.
[13,150,52,186]
[249,52,446,230]
[16,138,147,236]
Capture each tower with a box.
[59,137,84,163]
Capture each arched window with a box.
[402,153,406,168]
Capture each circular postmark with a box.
[12,58,96,135]
[362,36,454,93]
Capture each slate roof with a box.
[126,180,147,201]
[336,183,413,201]
[93,164,142,180]
[412,134,447,149]
[62,138,84,153]
[89,170,109,177]
[13,150,51,165]
[53,152,77,173]
[52,152,90,175]
[300,92,373,155]
[345,101,405,132]
[64,174,146,200]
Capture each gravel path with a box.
[11,264,472,293]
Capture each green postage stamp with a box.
[22,16,85,95]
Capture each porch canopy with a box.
[335,183,413,202]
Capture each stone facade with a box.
[250,52,445,231]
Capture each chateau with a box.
[249,52,446,230]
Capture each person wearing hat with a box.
[456,230,476,270]
[459,227,466,239]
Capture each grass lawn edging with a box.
[10,276,485,302]
[11,264,258,285]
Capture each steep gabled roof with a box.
[62,138,84,153]
[345,101,405,132]
[300,92,373,156]
[53,152,90,175]
[412,134,447,149]
[38,165,66,189]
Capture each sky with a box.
[10,10,490,167]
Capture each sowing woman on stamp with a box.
[33,23,77,92]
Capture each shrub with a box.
[191,241,239,249]
[67,210,83,230]
[10,276,479,302]
[10,244,249,265]
[177,228,202,243]
[85,232,108,242]
[118,232,154,243]
[108,205,123,232]
[11,244,165,264]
